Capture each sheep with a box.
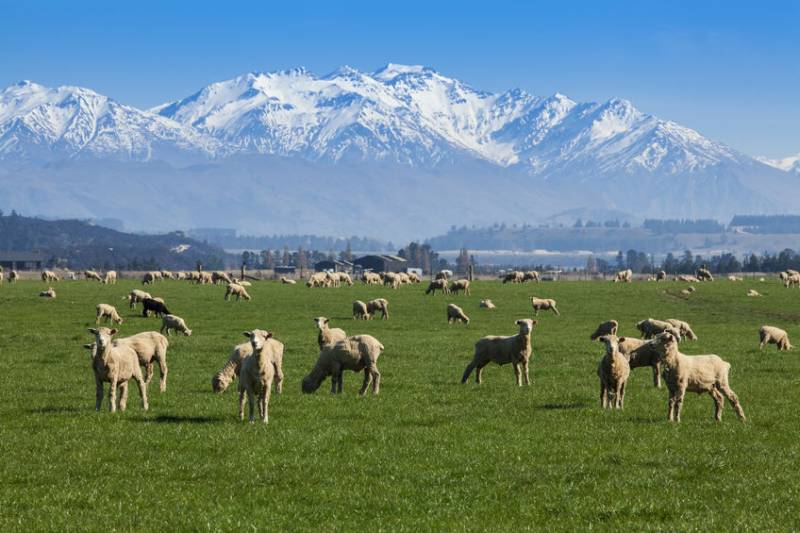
[212,342,252,393]
[665,318,698,341]
[613,269,633,283]
[9,269,18,283]
[461,319,537,386]
[523,271,541,283]
[383,272,401,289]
[367,298,389,320]
[361,271,382,285]
[96,303,123,325]
[502,271,524,284]
[197,272,213,284]
[238,330,285,423]
[301,334,384,395]
[596,335,630,409]
[352,300,370,320]
[656,270,667,281]
[85,328,148,412]
[230,277,252,287]
[530,297,559,316]
[479,299,496,309]
[314,316,347,348]
[397,272,411,285]
[40,287,56,298]
[186,271,200,282]
[680,289,693,296]
[406,272,422,283]
[449,279,471,296]
[447,303,470,325]
[590,320,618,341]
[425,279,450,295]
[41,270,60,283]
[160,271,173,280]
[225,283,251,301]
[175,272,187,280]
[617,336,663,388]
[126,289,152,309]
[747,289,761,297]
[652,331,745,422]
[686,286,697,292]
[759,325,792,351]
[141,297,170,318]
[102,270,118,284]
[696,267,714,281]
[142,271,157,285]
[212,271,232,284]
[784,272,800,288]
[728,275,743,282]
[335,272,354,286]
[280,276,297,284]
[111,330,170,393]
[635,318,677,339]
[435,271,450,281]
[677,275,699,283]
[160,314,192,336]
[84,270,103,282]
[306,272,330,288]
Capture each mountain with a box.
[0,65,797,241]
[757,153,800,175]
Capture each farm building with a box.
[314,259,353,273]
[0,251,44,270]
[274,265,297,275]
[353,254,408,273]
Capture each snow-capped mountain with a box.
[757,153,800,175]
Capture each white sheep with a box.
[530,297,559,316]
[126,289,152,309]
[728,275,743,282]
[361,272,382,285]
[103,271,118,284]
[447,303,470,325]
[335,272,354,286]
[656,270,667,281]
[759,325,792,351]
[449,279,471,295]
[367,298,389,320]
[301,334,384,395]
[160,314,192,336]
[461,319,537,386]
[212,271,232,284]
[425,279,450,295]
[84,270,103,282]
[352,300,370,320]
[590,320,618,341]
[383,272,401,289]
[502,271,524,284]
[665,318,698,341]
[696,267,714,281]
[212,342,252,393]
[314,316,347,348]
[238,330,285,423]
[652,331,745,422]
[280,277,296,285]
[160,271,173,280]
[747,289,761,297]
[306,272,330,288]
[596,335,630,409]
[406,272,422,283]
[115,330,170,392]
[85,328,148,412]
[479,299,496,309]
[677,275,700,283]
[40,287,56,298]
[225,283,251,301]
[9,269,19,283]
[523,271,541,283]
[41,270,60,282]
[96,303,123,325]
[613,269,632,283]
[635,318,678,339]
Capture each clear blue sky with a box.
[2,0,798,157]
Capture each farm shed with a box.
[353,254,408,273]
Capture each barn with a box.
[0,251,45,270]
[314,259,353,273]
[353,254,408,273]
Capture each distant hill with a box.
[0,212,229,270]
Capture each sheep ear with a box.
[109,328,118,335]
[324,318,329,324]
[619,337,626,343]
[266,331,273,339]
[242,331,252,338]
[532,320,538,325]
[82,343,93,350]
[88,328,97,335]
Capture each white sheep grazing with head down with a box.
[523,271,541,283]
[367,298,389,320]
[237,330,285,423]
[352,300,370,320]
[212,271,232,285]
[407,272,422,284]
[696,267,714,281]
[447,303,470,325]
[665,319,698,341]
[425,279,450,295]
[502,271,524,284]
[160,314,192,336]
[115,331,170,393]
[84,270,103,282]
[590,320,618,341]
[126,289,152,309]
[40,287,56,298]
[301,334,384,395]
[314,316,347,348]
[225,283,251,301]
[361,272,382,285]
[96,303,123,325]
[461,319,537,386]
[530,297,559,316]
[613,269,633,283]
[41,270,60,282]
[635,318,676,339]
[212,342,252,393]
[596,335,630,409]
[383,272,401,289]
[759,325,792,351]
[85,328,148,412]
[449,279,471,295]
[479,299,496,309]
[103,271,118,284]
[652,331,745,422]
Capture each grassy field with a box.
[1,277,799,531]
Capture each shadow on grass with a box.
[137,414,225,424]
[29,406,82,414]
[535,402,589,411]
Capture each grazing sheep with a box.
[212,342,252,393]
[9,269,18,283]
[160,271,173,280]
[613,269,633,283]
[784,272,800,288]
[617,336,662,388]
[160,314,192,336]
[127,289,152,309]
[397,272,411,285]
[352,300,370,320]
[367,298,389,320]
[635,318,677,339]
[596,335,630,409]
[197,272,213,284]
[652,331,745,422]
[237,330,285,423]
[41,270,60,282]
[447,303,470,325]
[523,271,541,283]
[407,272,422,283]
[301,334,384,395]
[96,303,123,325]
[502,271,524,284]
[225,283,251,301]
[212,271,232,284]
[142,271,157,285]
[102,271,118,284]
[759,325,792,351]
[425,279,450,295]
[696,267,714,281]
[656,270,667,281]
[280,277,297,285]
[590,320,618,341]
[382,272,401,289]
[479,299,496,309]
[84,270,103,282]
[435,271,450,281]
[461,319,537,386]
[175,272,187,280]
[747,289,761,297]
[40,287,56,298]
[449,279,471,296]
[141,297,170,318]
[335,272,354,286]
[306,272,330,288]
[185,271,200,282]
[665,319,698,341]
[361,272,382,285]
[530,297,559,316]
[85,328,148,412]
[314,316,347,348]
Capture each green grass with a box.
[1,278,799,531]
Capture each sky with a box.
[1,0,798,158]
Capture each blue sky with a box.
[2,0,798,157]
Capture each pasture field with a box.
[1,278,799,531]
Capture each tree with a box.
[339,241,353,262]
[455,248,470,274]
[615,251,625,271]
[585,255,597,273]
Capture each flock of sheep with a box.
[2,264,794,425]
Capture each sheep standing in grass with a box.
[301,335,384,395]
[590,320,618,340]
[306,272,330,288]
[352,300,370,320]
[114,331,170,392]
[665,319,698,341]
[383,272,401,289]
[127,289,152,309]
[479,299,496,309]
[212,342,252,393]
[656,270,667,281]
[635,318,676,339]
[86,328,148,412]
[596,335,630,409]
[314,316,347,348]
[759,326,792,351]
[42,270,60,283]
[141,297,170,317]
[697,267,714,282]
[336,272,354,286]
[449,279,471,295]
[367,298,389,320]
[361,272,382,285]
[212,271,232,285]
[613,269,633,283]
[784,273,800,288]
[407,272,422,283]
[40,287,56,298]
[461,319,537,386]
[142,272,157,285]
[530,297,559,316]
[523,271,541,283]
[617,336,665,388]
[425,279,450,295]
[447,303,470,325]
[103,271,118,284]
[238,330,285,423]
[9,269,19,283]
[160,314,192,336]
[225,283,251,301]
[84,270,103,282]
[96,303,123,325]
[652,331,745,422]
[502,271,524,284]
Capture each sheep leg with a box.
[512,362,522,386]
[359,368,372,396]
[143,361,154,385]
[652,363,661,388]
[238,388,245,421]
[337,372,344,394]
[247,389,255,423]
[330,374,338,394]
[461,361,477,384]
[710,388,725,421]
[674,389,686,422]
[619,381,626,409]
[475,361,489,384]
[108,377,118,413]
[667,394,675,421]
[522,359,530,385]
[371,367,380,395]
[262,383,271,424]
[158,357,168,393]
[600,383,607,409]
[134,374,149,411]
[118,381,129,412]
[272,363,283,394]
[720,385,746,421]
[95,376,104,411]
[552,307,560,316]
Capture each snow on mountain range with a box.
[0,64,797,240]
[757,153,800,175]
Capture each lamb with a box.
[40,287,56,298]
[96,303,123,325]
[665,318,698,341]
[9,269,18,283]
[656,270,667,281]
[237,330,285,423]
[352,300,370,320]
[523,271,541,283]
[696,267,714,281]
[212,342,252,393]
[112,330,170,392]
[502,271,524,284]
[84,270,103,282]
[613,269,633,283]
[361,272,382,285]
[383,272,401,289]
[449,279,471,295]
[85,328,148,412]
[590,320,618,341]
[41,270,60,282]
[759,325,792,351]
[596,335,630,409]
[635,318,677,339]
[479,299,496,309]
[447,303,470,325]
[461,319,537,386]
[141,297,170,317]
[314,316,347,348]
[160,314,192,336]
[280,277,296,284]
[747,289,761,297]
[225,283,251,301]
[212,271,232,284]
[301,334,384,395]
[617,336,663,388]
[367,298,389,320]
[652,331,745,422]
[425,279,450,295]
[127,289,152,309]
[530,297,559,316]
[103,271,118,284]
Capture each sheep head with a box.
[652,331,679,361]
[243,329,272,351]
[597,334,619,354]
[301,366,327,394]
[89,327,118,352]
[313,317,330,330]
[515,319,537,334]
[211,372,231,393]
